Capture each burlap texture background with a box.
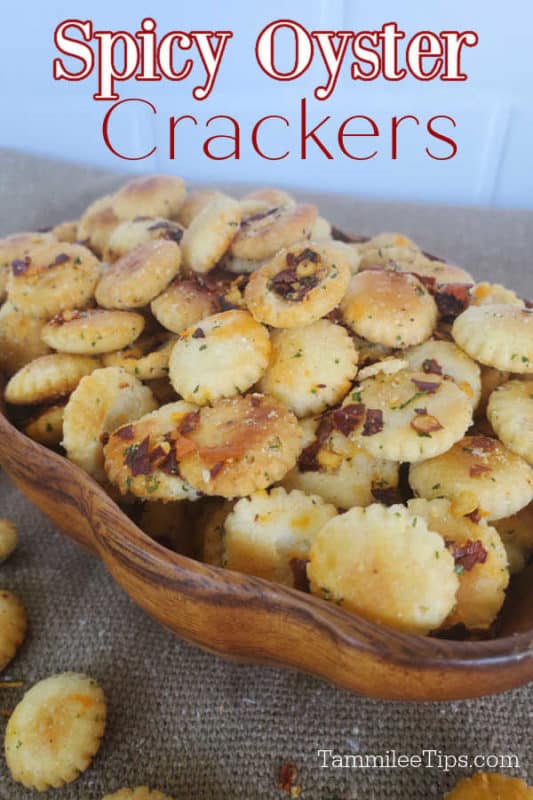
[0,150,531,800]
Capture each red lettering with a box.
[252,116,290,160]
[338,116,379,160]
[102,98,157,160]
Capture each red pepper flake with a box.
[11,256,31,275]
[325,307,343,323]
[179,411,200,435]
[160,448,179,475]
[210,461,224,479]
[100,432,110,446]
[371,485,401,505]
[467,508,482,524]
[278,762,297,794]
[270,267,319,302]
[242,207,279,225]
[435,283,471,321]
[217,295,238,311]
[289,558,310,593]
[192,327,205,339]
[124,436,151,476]
[298,415,334,472]
[422,358,443,376]
[250,395,262,408]
[332,404,365,436]
[469,464,492,478]
[362,408,383,436]
[166,228,184,244]
[115,424,134,441]
[408,272,437,294]
[118,382,130,389]
[286,247,319,267]
[410,413,443,434]
[446,539,488,571]
[470,436,495,452]
[49,310,85,326]
[149,445,167,466]
[411,378,440,394]
[149,217,183,244]
[49,252,71,267]
[147,220,171,231]
[174,437,197,459]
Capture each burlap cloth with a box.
[0,149,531,800]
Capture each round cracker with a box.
[104,402,201,502]
[169,310,271,405]
[63,367,157,482]
[0,590,26,672]
[178,394,301,498]
[176,188,220,227]
[310,216,332,241]
[347,231,419,271]
[444,772,533,799]
[5,672,106,791]
[230,203,317,260]
[487,379,533,463]
[222,253,269,274]
[112,175,186,220]
[478,365,510,416]
[151,278,219,334]
[343,369,472,462]
[282,416,399,510]
[340,269,438,348]
[42,309,145,355]
[223,487,337,586]
[258,320,357,417]
[407,498,508,630]
[494,502,533,574]
[0,231,57,302]
[181,193,241,274]
[0,301,51,376]
[240,187,295,214]
[102,334,177,381]
[95,240,181,309]
[403,257,474,285]
[409,435,533,520]
[357,357,408,381]
[452,304,533,373]
[471,281,524,308]
[51,219,78,243]
[78,194,120,257]
[24,403,65,447]
[5,354,99,405]
[245,241,352,328]
[404,339,481,408]
[307,504,458,634]
[7,242,100,319]
[104,217,184,262]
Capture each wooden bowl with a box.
[1,396,532,701]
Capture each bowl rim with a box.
[1,397,532,675]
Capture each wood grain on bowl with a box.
[0,388,532,701]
